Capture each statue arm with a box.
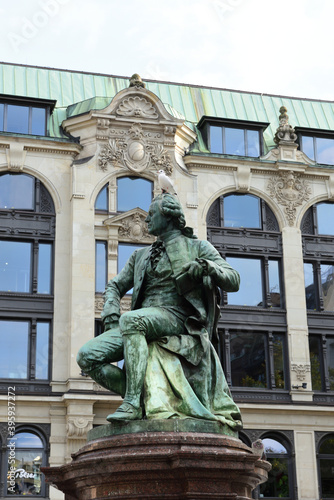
[101,251,136,324]
[198,240,240,292]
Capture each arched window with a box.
[317,434,334,499]
[259,436,293,499]
[0,173,54,390]
[207,193,288,400]
[7,429,47,496]
[94,177,153,213]
[302,202,334,398]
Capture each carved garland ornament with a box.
[99,122,173,174]
[291,363,311,381]
[267,171,311,226]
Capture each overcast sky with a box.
[0,0,333,101]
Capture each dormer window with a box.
[198,117,268,158]
[296,128,334,165]
[0,94,56,136]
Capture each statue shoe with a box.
[106,402,143,421]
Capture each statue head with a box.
[145,194,196,238]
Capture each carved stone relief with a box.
[66,416,93,439]
[267,170,311,226]
[116,96,158,119]
[291,363,311,381]
[119,211,150,241]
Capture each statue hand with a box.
[181,260,205,282]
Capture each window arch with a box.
[259,434,294,499]
[6,428,48,496]
[0,173,54,391]
[317,434,334,499]
[94,176,153,213]
[207,193,288,401]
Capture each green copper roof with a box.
[0,62,333,148]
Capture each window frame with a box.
[296,127,334,166]
[198,116,269,157]
[0,94,55,137]
[308,332,334,393]
[316,433,334,500]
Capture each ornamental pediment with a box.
[103,208,155,243]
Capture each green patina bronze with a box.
[77,193,242,433]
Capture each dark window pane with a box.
[246,129,260,157]
[95,241,107,293]
[95,185,108,211]
[31,107,46,135]
[301,135,315,160]
[0,320,29,378]
[14,432,43,448]
[319,437,334,454]
[260,457,290,498]
[304,263,316,310]
[230,332,267,387]
[7,449,43,495]
[309,336,323,391]
[210,125,223,153]
[224,194,261,228]
[317,203,334,235]
[117,177,152,212]
[35,322,49,380]
[320,459,334,498]
[0,240,31,292]
[225,127,245,155]
[7,104,29,134]
[273,334,285,389]
[37,243,52,294]
[326,336,334,391]
[0,173,34,209]
[227,257,263,306]
[321,264,334,311]
[0,103,4,131]
[316,137,334,165]
[269,260,281,307]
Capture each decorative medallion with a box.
[267,170,311,226]
[116,96,158,119]
[119,212,149,241]
[291,363,311,381]
[99,122,173,174]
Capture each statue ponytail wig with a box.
[153,193,197,239]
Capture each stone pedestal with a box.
[42,420,270,500]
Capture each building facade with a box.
[0,62,333,499]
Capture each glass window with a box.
[37,243,52,294]
[321,264,334,311]
[318,436,334,499]
[309,336,322,391]
[247,129,260,157]
[0,240,32,293]
[210,125,223,153]
[225,127,245,155]
[227,257,263,306]
[117,177,153,212]
[7,104,29,134]
[35,322,49,380]
[260,438,290,498]
[7,432,44,496]
[230,332,266,387]
[0,321,29,378]
[31,107,46,136]
[224,194,261,228]
[316,137,334,165]
[273,334,285,389]
[301,135,315,160]
[326,336,334,391]
[95,185,108,211]
[0,173,34,210]
[95,241,107,293]
[304,263,316,310]
[0,102,4,130]
[317,203,334,235]
[269,260,281,307]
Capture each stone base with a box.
[43,420,270,500]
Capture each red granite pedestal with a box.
[42,420,270,500]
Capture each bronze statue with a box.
[77,194,242,430]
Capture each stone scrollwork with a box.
[99,122,173,174]
[116,96,158,119]
[267,170,311,226]
[66,417,93,439]
[119,212,150,241]
[291,363,311,381]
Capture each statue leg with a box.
[107,307,185,421]
[76,327,125,397]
